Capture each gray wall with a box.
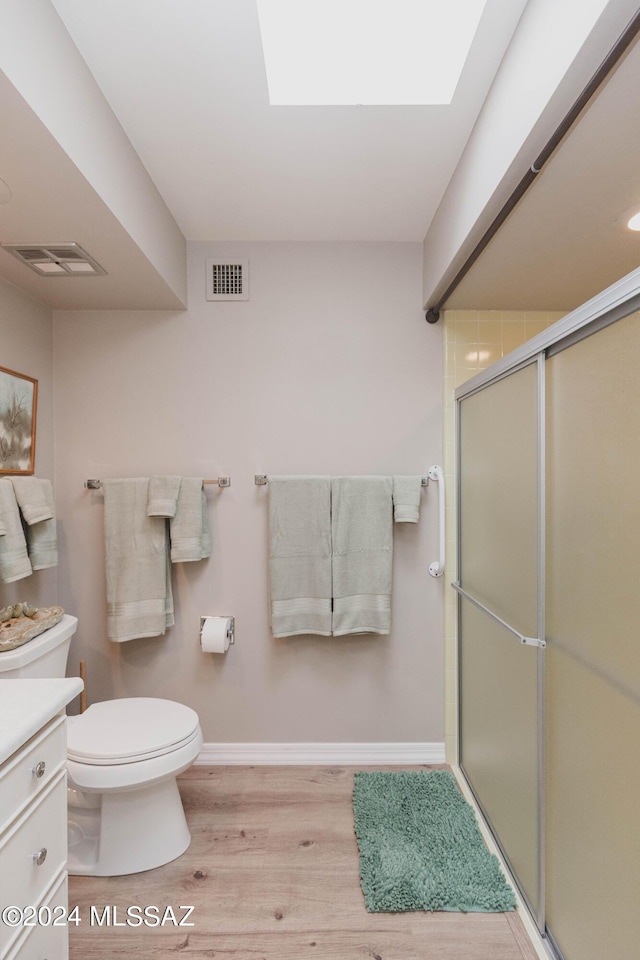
[54,241,444,744]
[0,276,57,608]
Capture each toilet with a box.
[0,614,203,876]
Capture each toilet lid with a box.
[67,698,200,765]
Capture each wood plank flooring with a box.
[68,766,539,960]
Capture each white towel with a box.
[0,479,32,582]
[148,475,182,517]
[9,476,54,525]
[103,479,173,642]
[170,478,210,562]
[25,479,58,570]
[392,476,422,523]
[268,477,332,638]
[331,476,393,636]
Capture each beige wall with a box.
[442,308,565,761]
[53,241,444,744]
[0,277,58,607]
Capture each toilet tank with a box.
[0,614,78,678]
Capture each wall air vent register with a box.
[206,259,249,301]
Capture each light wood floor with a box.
[68,766,538,960]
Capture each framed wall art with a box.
[0,365,38,475]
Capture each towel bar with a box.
[85,477,230,489]
[255,474,430,485]
[256,471,442,579]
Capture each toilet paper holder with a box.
[200,615,235,645]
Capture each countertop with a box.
[0,678,84,765]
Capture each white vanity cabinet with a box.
[0,679,83,960]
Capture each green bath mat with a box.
[353,770,516,913]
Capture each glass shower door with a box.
[545,310,640,959]
[457,360,543,922]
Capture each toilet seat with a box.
[66,697,203,795]
[67,727,203,793]
[67,698,200,765]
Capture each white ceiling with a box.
[447,31,640,311]
[1,1,638,313]
[49,0,527,243]
[0,72,185,310]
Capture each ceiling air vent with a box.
[206,259,249,301]
[1,242,106,277]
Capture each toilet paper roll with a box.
[200,616,232,653]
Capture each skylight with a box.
[256,0,488,106]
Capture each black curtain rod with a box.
[425,7,640,324]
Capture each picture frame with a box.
[0,365,38,475]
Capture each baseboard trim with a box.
[195,742,446,766]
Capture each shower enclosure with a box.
[454,269,640,960]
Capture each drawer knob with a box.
[33,760,46,779]
[33,847,47,866]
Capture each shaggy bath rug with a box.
[353,770,516,913]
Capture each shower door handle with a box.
[451,582,546,648]
[427,465,445,578]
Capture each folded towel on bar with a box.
[170,478,210,562]
[268,476,332,638]
[103,478,174,642]
[9,476,55,525]
[25,479,58,570]
[392,475,422,523]
[148,475,182,517]
[201,489,212,559]
[0,479,32,582]
[331,476,393,636]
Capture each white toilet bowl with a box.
[0,616,203,876]
[66,698,202,876]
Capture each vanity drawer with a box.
[0,718,66,834]
[5,873,69,960]
[0,773,67,957]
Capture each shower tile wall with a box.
[442,309,564,762]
